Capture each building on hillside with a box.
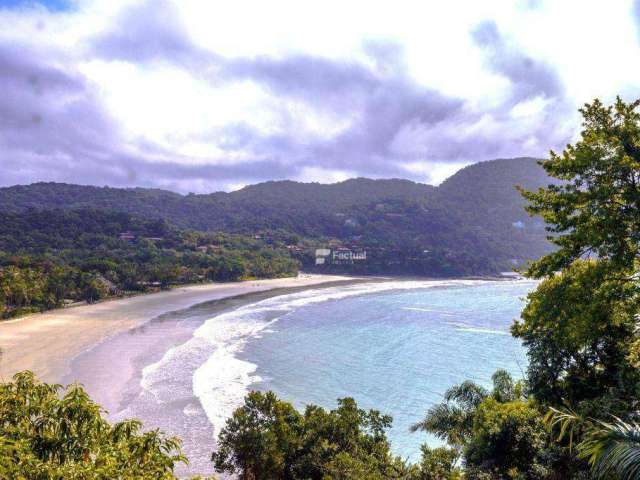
[119,231,136,241]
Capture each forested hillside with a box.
[0,157,554,272]
[0,209,298,318]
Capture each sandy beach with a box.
[0,273,354,383]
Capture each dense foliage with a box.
[0,209,298,318]
[513,259,640,415]
[0,158,555,275]
[212,390,460,480]
[0,371,208,479]
[516,97,640,477]
[411,371,559,479]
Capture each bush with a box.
[0,371,203,479]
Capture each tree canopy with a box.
[0,371,208,479]
[212,390,457,480]
[0,209,298,319]
[520,97,640,278]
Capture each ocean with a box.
[65,279,535,476]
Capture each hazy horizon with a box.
[2,156,540,194]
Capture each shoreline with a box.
[0,273,360,383]
[0,274,535,476]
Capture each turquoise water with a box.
[239,280,533,460]
[72,278,534,475]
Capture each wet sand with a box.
[0,274,354,383]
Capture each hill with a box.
[0,157,554,273]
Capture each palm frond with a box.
[410,403,468,447]
[443,381,488,410]
[578,417,640,480]
[545,406,584,453]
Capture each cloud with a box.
[90,0,213,68]
[471,20,563,101]
[217,46,465,175]
[0,33,292,191]
[0,41,124,183]
[517,0,544,10]
[634,0,640,40]
[466,20,572,155]
[1,0,617,193]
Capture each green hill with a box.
[0,157,554,273]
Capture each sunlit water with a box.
[67,279,535,476]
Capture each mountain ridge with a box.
[1,157,542,208]
[0,157,552,273]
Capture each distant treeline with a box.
[0,209,298,319]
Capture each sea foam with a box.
[138,278,532,439]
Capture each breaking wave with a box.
[138,278,530,439]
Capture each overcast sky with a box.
[1,0,640,192]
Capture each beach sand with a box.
[0,274,354,383]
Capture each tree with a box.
[79,273,109,303]
[212,391,302,479]
[213,391,421,480]
[548,408,640,480]
[411,371,555,479]
[464,398,551,479]
[0,371,206,479]
[519,97,640,279]
[411,370,520,453]
[418,446,462,480]
[512,259,640,414]
[517,96,640,477]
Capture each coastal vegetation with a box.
[0,371,200,479]
[0,209,298,318]
[2,97,640,479]
[0,157,554,319]
[0,157,554,279]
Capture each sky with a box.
[1,0,640,193]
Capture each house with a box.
[119,232,136,241]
